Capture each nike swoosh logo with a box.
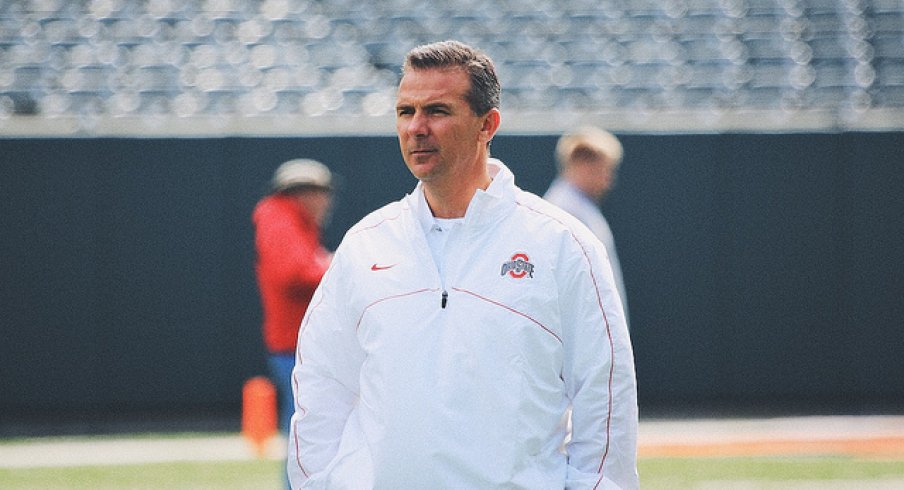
[371,263,396,271]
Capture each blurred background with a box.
[1,0,902,436]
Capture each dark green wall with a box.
[1,133,902,429]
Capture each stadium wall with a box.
[1,132,902,430]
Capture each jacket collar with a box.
[410,158,517,235]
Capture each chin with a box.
[407,164,435,181]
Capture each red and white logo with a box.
[500,253,534,279]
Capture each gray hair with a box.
[402,40,500,116]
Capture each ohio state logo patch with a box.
[501,253,534,279]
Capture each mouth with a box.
[409,147,436,155]
[409,148,437,159]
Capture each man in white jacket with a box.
[288,40,638,489]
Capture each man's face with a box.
[587,156,616,200]
[395,68,487,184]
[295,189,332,227]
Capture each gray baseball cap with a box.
[272,158,332,192]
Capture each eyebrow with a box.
[395,101,454,112]
[425,102,452,111]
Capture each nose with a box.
[406,111,428,138]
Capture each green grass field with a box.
[640,456,904,489]
[0,459,282,490]
[1,456,903,489]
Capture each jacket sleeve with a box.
[287,247,364,487]
[559,234,638,490]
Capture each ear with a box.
[479,108,501,144]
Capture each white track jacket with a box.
[289,160,638,489]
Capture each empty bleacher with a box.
[1,0,902,134]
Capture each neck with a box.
[424,166,492,219]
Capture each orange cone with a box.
[242,376,278,457]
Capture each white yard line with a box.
[639,415,904,446]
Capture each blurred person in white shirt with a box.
[545,126,629,328]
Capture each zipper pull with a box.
[441,290,448,309]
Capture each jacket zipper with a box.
[441,290,448,309]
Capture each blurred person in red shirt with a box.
[253,158,333,436]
